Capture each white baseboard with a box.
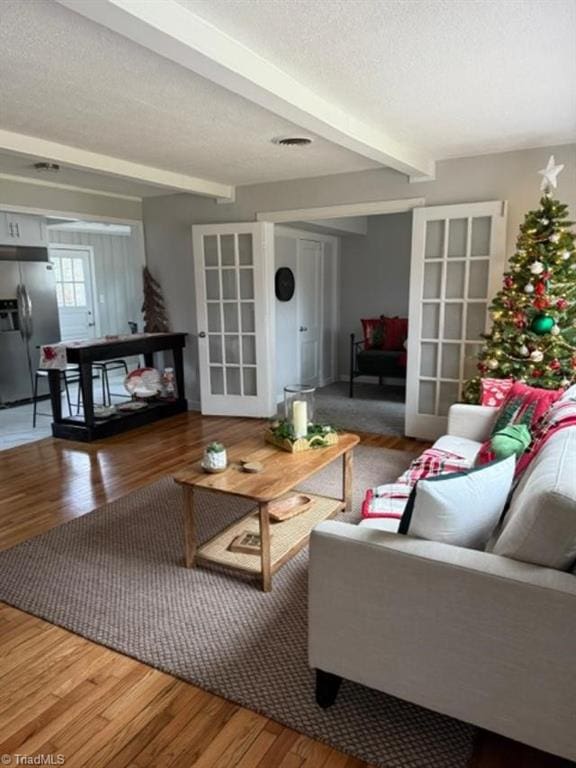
[188,399,201,412]
[339,374,406,386]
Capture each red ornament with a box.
[513,312,526,329]
[503,275,514,289]
[550,359,561,371]
[533,297,549,310]
[556,298,569,310]
[542,271,552,280]
[535,281,546,296]
[532,369,543,378]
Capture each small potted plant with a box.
[203,441,227,472]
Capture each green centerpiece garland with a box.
[269,419,337,448]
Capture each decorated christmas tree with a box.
[464,156,576,403]
[141,266,170,333]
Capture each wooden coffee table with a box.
[173,433,359,591]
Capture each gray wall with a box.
[340,212,412,374]
[48,229,143,336]
[143,143,576,403]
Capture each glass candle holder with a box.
[284,385,315,438]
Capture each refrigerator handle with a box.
[22,284,33,338]
[16,284,27,340]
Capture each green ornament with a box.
[530,313,554,335]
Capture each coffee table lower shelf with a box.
[196,493,342,577]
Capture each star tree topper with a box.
[538,155,565,191]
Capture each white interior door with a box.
[298,239,322,386]
[405,201,507,440]
[49,246,97,341]
[193,222,275,417]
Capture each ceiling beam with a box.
[57,0,435,180]
[0,129,234,200]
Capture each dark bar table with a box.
[46,332,187,441]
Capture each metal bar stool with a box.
[95,360,130,406]
[32,367,77,427]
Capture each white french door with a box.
[193,222,276,417]
[405,201,507,440]
[298,239,322,386]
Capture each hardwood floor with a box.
[0,413,570,768]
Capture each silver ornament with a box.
[519,345,529,356]
[550,233,561,243]
[524,282,535,294]
[550,325,561,336]
[487,359,499,370]
[530,350,544,363]
[562,250,571,260]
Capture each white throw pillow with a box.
[399,456,516,549]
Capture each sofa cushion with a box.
[381,316,408,351]
[399,456,516,550]
[361,317,384,350]
[359,517,401,533]
[480,377,514,407]
[433,434,483,464]
[490,428,576,571]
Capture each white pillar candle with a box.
[292,400,308,438]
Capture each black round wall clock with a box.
[275,267,295,301]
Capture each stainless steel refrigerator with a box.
[0,247,61,405]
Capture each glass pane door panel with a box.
[441,343,461,379]
[418,381,436,414]
[224,335,240,365]
[468,260,489,299]
[205,271,220,300]
[204,236,218,266]
[208,335,222,364]
[223,304,239,332]
[421,303,440,339]
[221,235,235,266]
[448,218,468,258]
[241,303,255,332]
[242,335,256,365]
[425,220,444,259]
[226,367,241,395]
[466,303,487,340]
[439,382,459,416]
[444,304,463,339]
[420,342,438,377]
[423,262,443,299]
[464,344,482,379]
[238,234,253,265]
[471,217,491,256]
[221,270,237,300]
[243,367,257,396]
[210,367,224,395]
[239,269,254,299]
[446,261,465,298]
[207,304,221,332]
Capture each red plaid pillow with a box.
[382,316,408,351]
[361,317,385,350]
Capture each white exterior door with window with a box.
[405,201,507,440]
[193,222,276,417]
[49,246,97,341]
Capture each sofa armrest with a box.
[447,403,498,441]
[308,520,576,760]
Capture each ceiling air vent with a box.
[272,137,313,148]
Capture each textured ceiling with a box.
[178,0,576,158]
[0,0,378,187]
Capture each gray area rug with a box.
[0,446,474,768]
[316,382,406,436]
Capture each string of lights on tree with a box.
[463,156,576,403]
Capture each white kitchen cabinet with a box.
[0,212,48,247]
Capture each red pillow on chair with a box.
[361,318,384,350]
[382,316,408,351]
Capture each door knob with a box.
[88,322,96,327]
[299,326,308,332]
[198,331,207,338]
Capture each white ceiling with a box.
[0,0,574,200]
[0,0,377,188]
[181,0,576,158]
